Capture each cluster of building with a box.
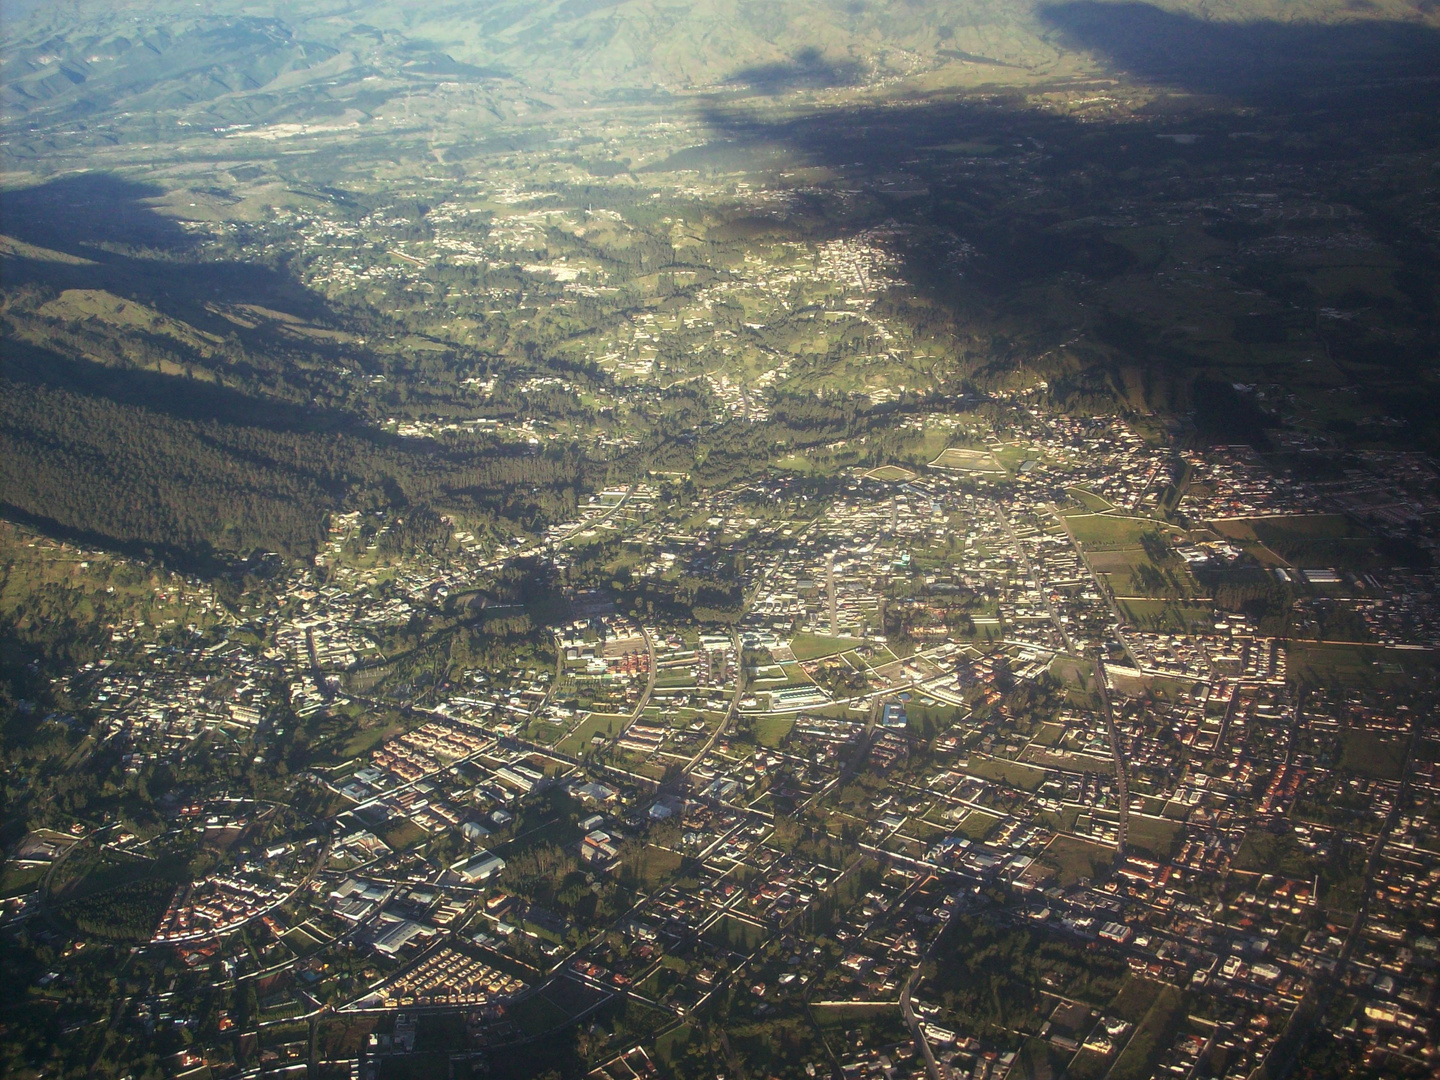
[16,365,1440,1080]
[152,872,291,944]
[369,946,526,1009]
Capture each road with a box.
[670,535,790,786]
[36,806,331,952]
[1052,507,1144,670]
[997,504,1076,656]
[335,664,579,859]
[902,925,952,1080]
[595,626,658,757]
[1247,717,1422,1080]
[1092,657,1129,859]
[679,630,745,781]
[797,696,882,815]
[1213,677,1242,754]
[305,627,336,701]
[484,484,637,567]
[557,485,636,545]
[157,833,332,946]
[827,551,838,636]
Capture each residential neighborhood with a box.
[7,405,1439,1080]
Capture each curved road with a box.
[596,627,658,756]
[680,631,745,780]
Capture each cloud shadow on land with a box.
[727,46,866,95]
[694,3,1440,434]
[1,173,201,254]
[0,170,619,572]
[0,171,452,569]
[1040,0,1440,102]
[0,172,428,439]
[0,173,340,328]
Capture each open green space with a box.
[1069,487,1117,513]
[0,863,47,898]
[49,849,190,943]
[556,712,628,756]
[754,715,795,748]
[864,465,916,482]
[956,809,1002,842]
[283,925,322,952]
[1064,1048,1113,1080]
[1125,815,1183,860]
[931,447,1005,473]
[1043,834,1113,886]
[789,633,865,661]
[1108,981,1187,1080]
[708,913,767,952]
[963,757,1047,791]
[1014,1037,1074,1080]
[340,721,405,762]
[1066,516,1171,549]
[927,913,1128,1042]
[1288,642,1436,689]
[809,1001,899,1019]
[1031,721,1065,747]
[1117,600,1215,633]
[507,988,573,1037]
[1338,728,1408,780]
[376,818,427,853]
[627,844,685,889]
[1212,514,1411,573]
[1234,829,1319,879]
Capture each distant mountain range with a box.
[7,0,1436,136]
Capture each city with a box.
[4,1,1440,1078]
[6,401,1438,1079]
